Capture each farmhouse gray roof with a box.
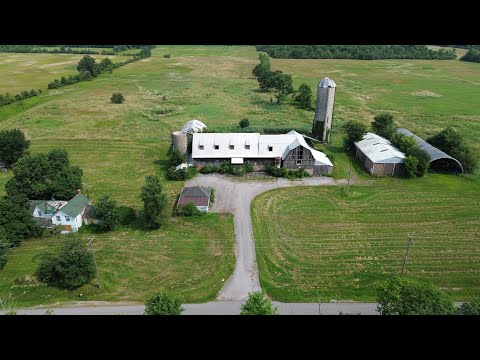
[397,128,464,172]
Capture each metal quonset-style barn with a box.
[397,128,464,173]
[355,133,405,176]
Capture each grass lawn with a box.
[252,175,480,302]
[0,213,235,307]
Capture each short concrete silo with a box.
[312,77,336,143]
[172,131,188,155]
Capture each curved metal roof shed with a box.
[397,128,463,173]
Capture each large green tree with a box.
[36,239,96,290]
[144,293,183,315]
[0,129,30,167]
[295,83,313,109]
[76,55,99,77]
[376,277,455,315]
[92,195,119,231]
[240,292,278,315]
[427,127,476,173]
[141,175,167,229]
[343,121,368,152]
[371,113,397,139]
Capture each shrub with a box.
[200,165,220,174]
[166,166,198,181]
[244,163,254,173]
[240,291,278,315]
[265,162,288,177]
[174,202,205,217]
[111,92,125,104]
[372,113,397,139]
[170,149,186,167]
[456,299,480,315]
[144,293,183,315]
[287,168,311,179]
[210,188,215,203]
[117,206,137,225]
[406,147,430,177]
[164,54,171,58]
[404,155,419,178]
[239,118,250,128]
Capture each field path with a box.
[186,174,338,300]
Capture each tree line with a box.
[47,48,152,90]
[0,45,155,55]
[0,89,43,107]
[255,45,456,60]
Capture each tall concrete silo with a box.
[172,131,188,155]
[312,77,336,143]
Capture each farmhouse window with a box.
[268,145,273,152]
[199,145,204,150]
[65,216,70,222]
[56,216,61,221]
[214,145,219,150]
[230,145,234,150]
[245,144,250,150]
[37,211,42,216]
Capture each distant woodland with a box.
[255,45,456,60]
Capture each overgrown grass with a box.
[0,213,235,307]
[252,175,480,302]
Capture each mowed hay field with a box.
[252,176,480,302]
[0,46,480,305]
[0,214,235,306]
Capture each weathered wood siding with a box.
[283,146,316,169]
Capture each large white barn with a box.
[192,130,333,175]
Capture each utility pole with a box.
[88,237,101,288]
[401,233,414,276]
[347,162,353,193]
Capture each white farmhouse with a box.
[30,193,94,233]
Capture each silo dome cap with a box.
[318,77,336,88]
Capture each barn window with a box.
[56,216,61,221]
[268,145,273,152]
[229,145,234,150]
[199,145,204,150]
[65,216,70,222]
[214,145,219,150]
[245,144,250,150]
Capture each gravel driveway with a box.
[186,174,337,300]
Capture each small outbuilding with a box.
[355,133,405,176]
[177,186,212,212]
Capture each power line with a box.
[88,237,101,289]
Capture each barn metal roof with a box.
[181,119,207,134]
[397,128,464,172]
[192,131,333,167]
[355,133,405,164]
[318,77,336,88]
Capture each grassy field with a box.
[0,53,119,94]
[252,175,480,302]
[1,45,480,305]
[0,213,235,307]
